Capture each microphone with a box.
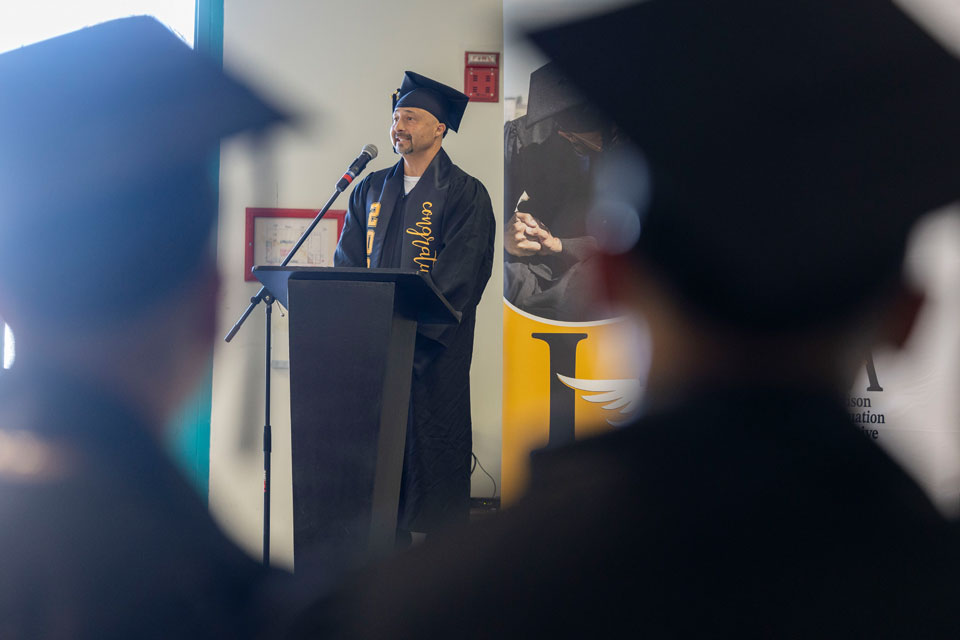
[336,144,378,192]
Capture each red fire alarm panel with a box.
[465,52,499,103]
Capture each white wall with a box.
[210,0,504,566]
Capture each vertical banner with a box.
[501,0,648,502]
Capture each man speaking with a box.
[334,72,495,540]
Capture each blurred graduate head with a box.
[530,0,960,360]
[0,16,285,329]
[0,17,286,412]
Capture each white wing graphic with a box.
[557,374,642,427]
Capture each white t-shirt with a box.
[403,175,420,195]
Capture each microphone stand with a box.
[224,185,347,568]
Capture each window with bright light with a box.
[0,1,195,369]
[0,1,195,53]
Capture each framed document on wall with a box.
[244,208,346,282]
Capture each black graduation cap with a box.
[525,62,584,125]
[0,16,288,326]
[392,71,469,133]
[530,0,960,331]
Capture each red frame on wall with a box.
[244,207,346,281]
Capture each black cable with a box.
[470,452,498,499]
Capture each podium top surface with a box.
[253,266,461,325]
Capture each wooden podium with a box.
[253,267,458,574]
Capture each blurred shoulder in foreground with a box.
[0,16,295,638]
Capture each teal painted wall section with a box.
[166,0,224,499]
[195,0,224,66]
[168,368,213,494]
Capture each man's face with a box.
[391,107,443,155]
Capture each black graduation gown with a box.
[0,371,289,639]
[502,120,604,322]
[334,148,495,532]
[328,385,960,638]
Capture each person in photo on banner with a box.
[323,0,960,637]
[334,71,496,538]
[503,62,618,322]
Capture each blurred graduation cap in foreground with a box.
[0,16,288,326]
[530,0,960,331]
[393,71,469,133]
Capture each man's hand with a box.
[505,211,562,256]
[505,211,542,256]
